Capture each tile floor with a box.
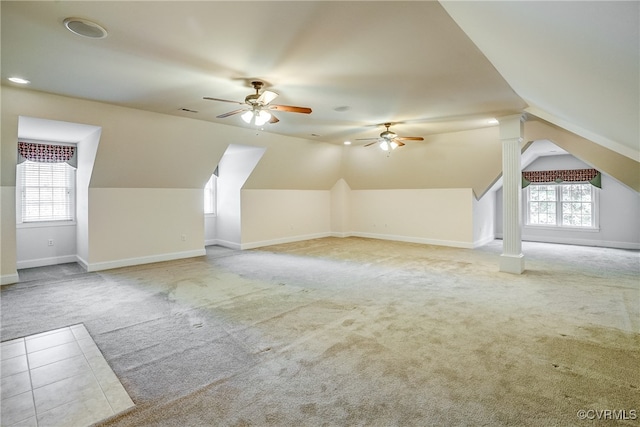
[1,324,134,427]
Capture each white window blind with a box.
[19,160,76,222]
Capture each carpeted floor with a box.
[1,237,638,426]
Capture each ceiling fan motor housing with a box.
[380,130,397,140]
[245,94,260,105]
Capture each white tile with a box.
[70,324,91,340]
[36,393,114,427]
[1,340,25,360]
[27,340,82,369]
[8,415,37,427]
[1,355,28,378]
[25,329,76,354]
[30,354,93,389]
[0,391,35,426]
[2,338,25,348]
[1,371,31,400]
[77,336,100,354]
[102,381,135,414]
[86,355,116,376]
[24,327,70,341]
[33,371,104,414]
[2,326,132,427]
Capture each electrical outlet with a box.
[181,234,187,241]
[48,239,54,246]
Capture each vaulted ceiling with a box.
[1,1,638,161]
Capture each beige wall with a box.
[245,137,342,190]
[349,188,475,247]
[84,188,205,270]
[330,179,351,236]
[241,190,332,248]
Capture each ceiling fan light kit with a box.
[380,140,399,151]
[242,109,272,126]
[204,81,311,127]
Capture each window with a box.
[18,160,76,222]
[204,174,217,215]
[525,183,597,228]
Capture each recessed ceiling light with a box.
[8,77,30,84]
[343,141,352,145]
[63,17,108,39]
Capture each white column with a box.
[499,115,525,274]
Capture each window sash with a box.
[525,183,596,228]
[19,161,75,222]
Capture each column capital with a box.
[498,114,525,141]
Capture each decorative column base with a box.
[500,253,525,274]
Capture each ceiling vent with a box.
[63,18,108,39]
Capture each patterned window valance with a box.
[522,168,601,188]
[17,142,77,167]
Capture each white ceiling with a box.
[2,1,637,158]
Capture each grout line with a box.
[24,336,38,427]
[80,339,116,415]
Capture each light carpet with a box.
[1,238,638,426]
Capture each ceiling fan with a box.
[357,123,424,151]
[204,81,312,126]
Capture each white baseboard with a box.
[208,239,242,250]
[204,238,218,247]
[495,233,640,250]
[16,255,79,270]
[473,234,496,248]
[85,249,207,272]
[220,231,477,250]
[1,273,20,286]
[240,232,333,250]
[330,232,352,238]
[76,255,89,272]
[350,232,474,249]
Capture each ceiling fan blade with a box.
[395,141,406,147]
[269,113,280,124]
[203,97,244,105]
[216,109,247,118]
[356,137,379,141]
[396,136,424,141]
[257,90,278,105]
[269,105,312,114]
[363,141,378,147]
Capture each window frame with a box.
[16,150,77,226]
[524,182,599,231]
[204,173,217,216]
